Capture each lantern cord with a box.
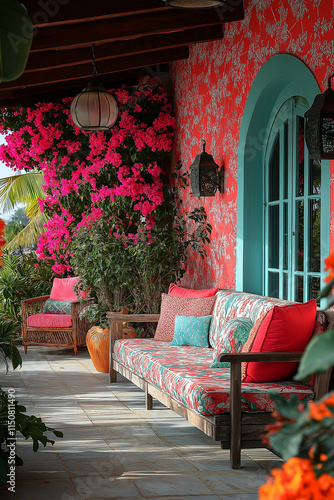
[327,73,334,89]
[92,44,98,77]
[202,139,206,152]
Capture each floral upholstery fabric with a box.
[209,291,294,349]
[113,339,314,416]
[211,317,253,367]
[43,299,72,314]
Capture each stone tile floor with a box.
[1,346,282,499]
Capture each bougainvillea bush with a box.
[0,85,211,322]
[0,85,176,273]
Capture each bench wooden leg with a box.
[230,361,242,469]
[24,345,27,354]
[145,385,153,410]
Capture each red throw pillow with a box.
[154,293,217,342]
[168,283,219,298]
[242,299,317,383]
[50,277,80,301]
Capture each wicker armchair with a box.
[21,295,93,356]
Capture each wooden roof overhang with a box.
[0,0,244,108]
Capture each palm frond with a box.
[0,172,45,214]
[26,198,42,220]
[4,211,49,250]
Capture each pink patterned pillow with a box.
[154,293,217,342]
[168,284,219,298]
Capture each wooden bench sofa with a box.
[107,290,334,469]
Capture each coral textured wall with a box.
[170,0,334,290]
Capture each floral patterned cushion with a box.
[154,294,216,342]
[43,299,72,314]
[209,291,295,350]
[113,339,314,416]
[171,315,212,347]
[211,317,253,367]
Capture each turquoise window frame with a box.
[264,96,324,302]
[236,54,330,302]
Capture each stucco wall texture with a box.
[170,0,334,290]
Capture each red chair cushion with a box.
[168,284,219,298]
[242,299,317,383]
[27,314,72,328]
[50,277,80,301]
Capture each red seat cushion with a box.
[168,284,218,298]
[242,299,317,383]
[27,314,72,328]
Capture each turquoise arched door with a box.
[264,96,322,301]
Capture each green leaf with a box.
[325,295,334,309]
[10,344,22,370]
[269,423,304,460]
[295,329,334,380]
[318,278,334,298]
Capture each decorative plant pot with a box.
[86,325,137,373]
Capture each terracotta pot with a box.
[86,325,137,373]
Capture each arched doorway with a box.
[236,54,330,301]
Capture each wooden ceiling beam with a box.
[23,0,168,27]
[0,47,188,90]
[25,25,224,73]
[30,6,242,52]
[0,66,165,108]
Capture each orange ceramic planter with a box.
[86,325,137,373]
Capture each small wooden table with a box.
[107,312,160,382]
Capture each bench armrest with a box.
[218,352,304,363]
[107,312,160,383]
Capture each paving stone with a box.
[72,475,140,499]
[131,472,214,497]
[4,345,276,499]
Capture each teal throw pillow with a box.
[211,317,253,368]
[43,299,72,314]
[171,315,212,347]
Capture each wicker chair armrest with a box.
[21,295,50,305]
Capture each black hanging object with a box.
[305,73,334,159]
[190,140,222,197]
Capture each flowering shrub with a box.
[259,457,334,499]
[259,251,334,499]
[71,162,211,325]
[0,85,176,274]
[0,220,5,266]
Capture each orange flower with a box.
[324,251,334,282]
[309,395,334,421]
[259,457,334,499]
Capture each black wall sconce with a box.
[190,140,223,197]
[305,73,334,159]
